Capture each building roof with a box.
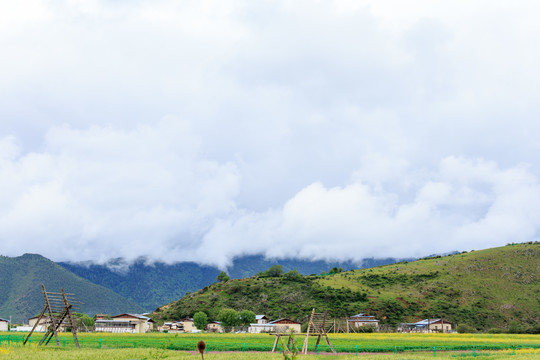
[256,315,268,320]
[95,319,133,323]
[401,319,451,327]
[0,318,8,322]
[350,313,378,318]
[112,313,155,322]
[269,318,301,325]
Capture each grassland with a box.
[1,343,540,360]
[2,332,539,353]
[317,243,539,329]
[155,243,539,331]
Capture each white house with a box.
[256,315,269,324]
[348,313,379,329]
[206,321,222,333]
[0,318,8,332]
[248,323,275,333]
[398,319,452,333]
[269,318,302,333]
[95,314,154,333]
[27,315,63,332]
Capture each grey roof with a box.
[256,315,268,320]
[269,318,301,324]
[415,319,442,325]
[112,313,154,322]
[0,318,8,322]
[351,313,377,318]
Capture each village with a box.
[2,312,453,335]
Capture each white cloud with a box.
[194,157,540,268]
[1,1,540,265]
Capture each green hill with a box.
[58,255,405,311]
[0,253,144,323]
[153,243,539,332]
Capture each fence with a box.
[1,334,539,356]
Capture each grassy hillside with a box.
[0,254,143,323]
[153,243,539,331]
[59,255,406,311]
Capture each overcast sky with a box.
[1,0,540,268]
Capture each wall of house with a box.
[207,323,222,333]
[248,324,275,333]
[429,323,452,332]
[273,323,301,333]
[180,321,194,332]
[0,321,8,332]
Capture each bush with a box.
[217,271,230,282]
[508,321,523,334]
[457,324,476,333]
[488,328,503,334]
[267,265,284,277]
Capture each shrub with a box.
[457,324,476,333]
[488,328,503,334]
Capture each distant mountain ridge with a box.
[59,255,411,312]
[0,254,143,323]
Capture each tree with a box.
[217,271,230,282]
[193,311,208,331]
[239,310,256,326]
[267,264,283,277]
[218,308,239,327]
[284,269,303,281]
[80,314,94,328]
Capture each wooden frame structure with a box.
[302,308,336,355]
[270,332,297,353]
[23,284,80,348]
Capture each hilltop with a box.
[153,243,539,331]
[0,253,143,323]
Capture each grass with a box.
[1,332,539,354]
[0,344,540,359]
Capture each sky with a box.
[1,0,540,268]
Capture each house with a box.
[269,318,302,333]
[398,319,452,333]
[95,313,154,333]
[348,313,379,329]
[206,321,222,333]
[158,318,198,333]
[177,318,195,332]
[28,315,65,332]
[248,323,275,333]
[95,314,108,321]
[0,318,8,332]
[256,315,269,324]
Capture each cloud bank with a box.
[1,1,540,266]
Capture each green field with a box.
[1,344,539,360]
[1,332,539,355]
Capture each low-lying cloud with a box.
[1,121,539,267]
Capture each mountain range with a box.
[0,254,143,323]
[58,256,406,311]
[1,252,406,323]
